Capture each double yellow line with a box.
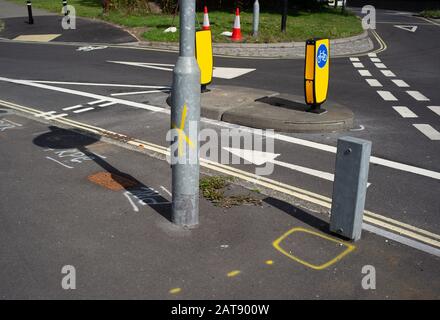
[2,98,439,250]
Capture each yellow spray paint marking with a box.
[265,260,274,265]
[169,287,182,294]
[13,34,61,42]
[273,227,355,270]
[227,270,241,277]
[171,103,194,157]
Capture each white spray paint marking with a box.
[392,106,418,118]
[413,124,440,140]
[392,79,410,87]
[46,156,74,169]
[407,91,430,101]
[124,192,139,212]
[366,79,383,87]
[160,186,172,197]
[377,90,398,101]
[0,118,22,131]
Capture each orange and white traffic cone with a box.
[231,8,242,42]
[202,6,210,30]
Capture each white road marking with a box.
[392,79,410,87]
[123,192,139,212]
[46,113,68,120]
[413,124,440,140]
[35,111,56,118]
[407,91,430,101]
[368,53,377,57]
[392,106,418,118]
[108,61,256,79]
[358,69,372,77]
[377,90,398,101]
[88,99,106,105]
[222,147,371,187]
[46,156,74,169]
[98,101,117,107]
[394,25,418,32]
[349,57,360,62]
[213,67,256,79]
[381,70,396,77]
[63,104,84,111]
[374,63,387,69]
[110,90,167,97]
[4,98,440,256]
[365,79,383,87]
[370,57,381,62]
[0,77,167,113]
[363,223,440,258]
[427,106,440,116]
[73,107,95,113]
[352,62,364,68]
[1,79,439,181]
[31,80,170,89]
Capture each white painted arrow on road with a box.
[108,61,256,79]
[394,25,418,33]
[223,147,371,187]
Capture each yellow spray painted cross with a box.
[172,103,194,157]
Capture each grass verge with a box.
[6,0,363,43]
[199,176,262,208]
[420,10,440,19]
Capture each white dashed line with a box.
[428,106,440,116]
[349,57,360,62]
[392,79,410,87]
[381,70,396,77]
[62,104,84,111]
[98,101,117,107]
[374,63,387,69]
[366,79,383,87]
[358,70,372,77]
[413,124,440,140]
[407,91,430,101]
[352,62,365,68]
[392,106,418,118]
[88,99,106,105]
[370,58,381,62]
[368,53,377,57]
[377,91,398,101]
[73,107,95,113]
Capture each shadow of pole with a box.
[33,126,172,221]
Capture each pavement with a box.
[0,3,439,299]
[1,110,439,299]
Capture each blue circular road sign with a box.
[317,44,328,68]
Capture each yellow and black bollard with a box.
[304,38,330,114]
[195,30,213,93]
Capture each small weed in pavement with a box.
[199,176,262,208]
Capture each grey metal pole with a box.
[330,136,372,241]
[253,0,260,37]
[170,0,201,227]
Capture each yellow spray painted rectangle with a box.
[304,39,330,106]
[195,30,213,86]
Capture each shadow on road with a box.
[33,125,172,221]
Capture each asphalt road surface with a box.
[0,5,439,298]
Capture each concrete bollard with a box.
[330,136,372,241]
